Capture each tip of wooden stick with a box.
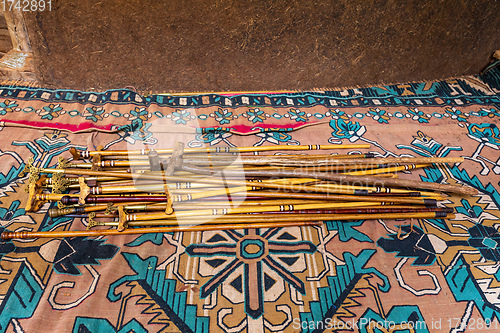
[461,186,479,196]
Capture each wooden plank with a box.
[0,14,8,30]
[0,9,36,83]
[0,37,13,54]
[0,28,11,38]
[3,9,31,52]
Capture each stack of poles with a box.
[2,143,476,240]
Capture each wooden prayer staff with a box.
[37,166,476,195]
[179,155,464,167]
[81,157,439,172]
[59,195,170,205]
[1,221,322,240]
[15,142,478,239]
[101,212,456,228]
[42,187,445,209]
[346,163,431,175]
[28,144,476,195]
[63,207,454,220]
[72,144,371,159]
[180,164,477,195]
[49,200,435,218]
[65,179,442,198]
[30,171,429,206]
[121,198,440,223]
[79,152,378,169]
[310,182,443,197]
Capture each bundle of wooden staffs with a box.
[1,142,476,240]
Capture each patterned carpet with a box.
[0,60,499,332]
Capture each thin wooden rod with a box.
[1,221,322,240]
[60,195,170,205]
[344,164,431,176]
[182,163,408,173]
[88,177,336,195]
[88,179,213,188]
[126,197,439,222]
[51,201,426,218]
[126,202,382,221]
[89,152,377,168]
[48,204,110,217]
[126,190,430,202]
[49,198,182,217]
[96,212,455,227]
[99,152,376,161]
[65,206,453,219]
[157,199,366,209]
[220,164,389,172]
[40,167,476,196]
[183,199,423,207]
[179,165,477,195]
[180,156,463,167]
[89,180,376,197]
[183,190,442,202]
[135,211,455,225]
[76,144,371,159]
[310,182,443,197]
[40,169,367,196]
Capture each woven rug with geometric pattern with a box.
[0,60,499,332]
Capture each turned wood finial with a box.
[164,184,174,215]
[117,206,128,232]
[165,141,185,175]
[78,177,90,205]
[25,181,45,212]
